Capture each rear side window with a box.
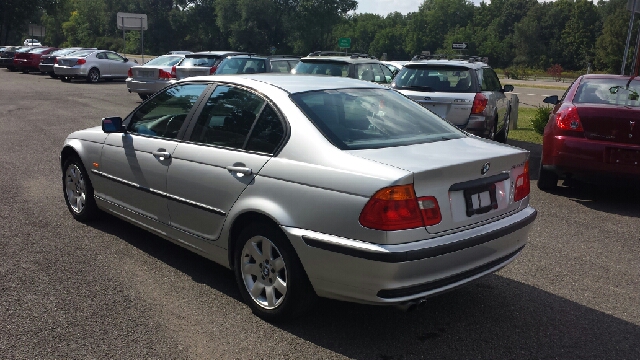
[245,105,285,154]
[574,78,640,107]
[356,63,390,84]
[189,85,265,149]
[270,61,290,73]
[393,66,475,93]
[294,61,349,77]
[479,67,501,92]
[291,88,463,150]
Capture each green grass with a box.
[511,83,569,91]
[510,107,543,144]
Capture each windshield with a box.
[216,58,266,74]
[393,66,475,93]
[291,88,464,150]
[574,78,640,107]
[180,56,220,67]
[144,55,183,67]
[293,61,349,77]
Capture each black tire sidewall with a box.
[87,68,99,83]
[233,223,313,322]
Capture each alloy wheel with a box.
[65,164,86,214]
[240,236,288,309]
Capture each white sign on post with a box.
[28,24,45,37]
[117,13,148,30]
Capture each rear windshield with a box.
[294,61,349,77]
[574,78,640,107]
[291,88,464,150]
[30,48,50,54]
[144,55,183,67]
[52,49,77,56]
[216,58,266,74]
[393,66,475,93]
[181,56,220,67]
[67,50,94,57]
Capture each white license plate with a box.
[139,70,155,77]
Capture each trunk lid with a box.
[175,66,211,80]
[40,55,55,64]
[57,58,80,67]
[348,137,529,233]
[402,91,474,125]
[576,104,640,145]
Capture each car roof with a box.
[223,54,300,60]
[580,74,639,80]
[300,56,381,64]
[190,51,248,56]
[179,74,383,94]
[405,60,487,69]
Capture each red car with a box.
[539,74,640,190]
[13,47,58,73]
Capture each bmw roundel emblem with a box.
[481,162,490,175]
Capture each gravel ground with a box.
[1,70,639,359]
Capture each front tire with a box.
[234,223,315,322]
[49,72,58,79]
[86,68,100,83]
[62,156,99,222]
[537,162,559,191]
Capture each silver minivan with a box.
[392,57,514,143]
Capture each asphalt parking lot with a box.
[1,70,639,359]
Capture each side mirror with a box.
[503,84,514,93]
[102,117,125,133]
[123,57,129,62]
[543,95,559,105]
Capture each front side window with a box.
[294,61,349,77]
[574,78,640,107]
[270,61,290,73]
[128,83,208,139]
[96,52,107,60]
[480,67,501,92]
[189,85,266,149]
[291,88,464,150]
[393,66,475,93]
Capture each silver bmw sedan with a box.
[60,74,536,321]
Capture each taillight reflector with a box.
[76,58,86,65]
[471,93,488,114]
[555,104,583,131]
[513,161,530,202]
[209,65,218,75]
[359,184,442,231]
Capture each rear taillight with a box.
[171,65,177,77]
[513,161,530,202]
[359,184,441,231]
[76,59,86,65]
[54,58,58,64]
[159,68,175,80]
[471,93,488,114]
[127,68,133,78]
[209,65,218,75]
[555,104,583,132]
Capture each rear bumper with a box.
[125,78,170,94]
[39,64,54,73]
[461,115,490,137]
[54,66,87,77]
[0,58,14,68]
[544,136,640,179]
[282,206,536,305]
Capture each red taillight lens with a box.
[471,93,488,114]
[555,104,583,131]
[209,65,218,75]
[76,58,86,65]
[359,184,441,231]
[159,68,176,80]
[171,65,177,77]
[54,58,58,64]
[127,68,133,78]
[513,161,530,202]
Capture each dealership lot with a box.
[1,70,639,359]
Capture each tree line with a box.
[1,0,638,73]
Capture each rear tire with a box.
[234,222,316,322]
[50,72,58,79]
[86,68,100,83]
[537,162,559,191]
[138,93,150,101]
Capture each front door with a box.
[95,83,209,224]
[166,84,286,240]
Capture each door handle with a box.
[152,151,171,160]
[226,166,252,176]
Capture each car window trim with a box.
[180,81,291,156]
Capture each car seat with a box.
[360,69,374,82]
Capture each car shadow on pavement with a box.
[88,213,640,359]
[507,139,542,180]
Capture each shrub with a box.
[532,105,552,135]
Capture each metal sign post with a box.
[141,17,144,63]
[622,0,639,75]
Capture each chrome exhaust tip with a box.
[396,299,426,312]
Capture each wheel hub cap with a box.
[240,236,288,310]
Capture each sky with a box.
[354,0,485,15]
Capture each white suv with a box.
[23,39,42,46]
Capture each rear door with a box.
[480,67,508,130]
[96,83,209,223]
[166,84,286,240]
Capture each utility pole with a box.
[622,0,638,75]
